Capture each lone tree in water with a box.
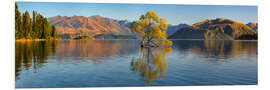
[130,11,172,47]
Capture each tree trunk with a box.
[141,41,145,47]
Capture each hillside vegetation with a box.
[169,18,258,40]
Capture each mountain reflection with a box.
[174,40,257,60]
[52,40,138,61]
[15,40,257,82]
[15,40,138,80]
[130,47,172,84]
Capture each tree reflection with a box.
[130,47,172,84]
[15,40,138,80]
[15,40,58,80]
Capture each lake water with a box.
[15,40,257,88]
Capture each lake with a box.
[15,40,257,88]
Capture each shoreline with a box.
[15,38,258,41]
[15,39,61,42]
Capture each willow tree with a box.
[130,11,172,47]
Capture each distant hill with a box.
[94,34,137,39]
[247,22,258,31]
[167,24,189,36]
[48,15,188,39]
[48,15,133,37]
[169,18,258,40]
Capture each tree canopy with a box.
[130,11,172,47]
[15,3,58,40]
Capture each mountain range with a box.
[168,18,258,40]
[48,15,131,36]
[48,16,257,40]
[48,15,189,39]
[247,22,258,31]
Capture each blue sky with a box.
[16,2,257,25]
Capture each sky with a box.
[16,2,258,25]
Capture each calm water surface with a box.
[15,40,257,88]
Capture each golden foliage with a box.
[130,11,172,47]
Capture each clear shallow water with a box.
[15,40,257,88]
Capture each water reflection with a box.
[52,40,138,61]
[15,40,138,80]
[130,47,172,84]
[15,40,257,86]
[15,40,58,80]
[174,40,257,60]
